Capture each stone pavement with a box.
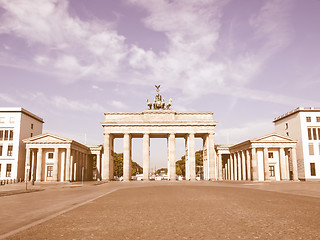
[1,181,320,239]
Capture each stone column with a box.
[185,136,189,180]
[36,148,43,181]
[109,136,114,180]
[241,151,246,180]
[237,152,241,180]
[65,147,71,181]
[263,147,270,181]
[30,150,36,181]
[246,150,251,180]
[25,147,31,181]
[234,153,238,180]
[84,153,88,181]
[218,153,223,181]
[123,133,131,181]
[168,133,176,181]
[96,153,101,181]
[103,133,111,180]
[251,148,258,181]
[291,147,298,181]
[143,133,150,181]
[188,133,196,181]
[230,154,234,180]
[279,147,286,180]
[202,136,208,180]
[52,148,59,181]
[60,151,65,182]
[207,133,216,180]
[227,158,231,180]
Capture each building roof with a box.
[0,107,44,123]
[23,133,89,150]
[273,107,320,122]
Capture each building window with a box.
[313,128,318,140]
[269,166,275,177]
[4,130,8,141]
[0,164,1,177]
[9,117,15,123]
[9,130,13,141]
[268,152,274,158]
[47,166,53,177]
[0,145,2,156]
[48,153,54,159]
[318,128,320,140]
[31,124,34,130]
[308,128,312,140]
[0,130,3,140]
[309,143,314,155]
[6,164,12,177]
[0,117,4,123]
[310,163,316,176]
[306,117,311,122]
[7,145,13,156]
[317,117,320,122]
[30,133,33,137]
[286,132,289,136]
[285,123,288,130]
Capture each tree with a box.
[132,161,143,176]
[113,152,143,177]
[155,168,167,175]
[176,150,203,176]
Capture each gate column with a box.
[168,133,176,181]
[123,133,132,181]
[143,133,150,181]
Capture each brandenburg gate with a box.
[101,86,217,181]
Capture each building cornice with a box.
[273,107,320,122]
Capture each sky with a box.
[1,0,320,168]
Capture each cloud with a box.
[109,100,127,110]
[19,91,105,113]
[92,85,103,91]
[0,0,128,82]
[0,0,306,107]
[215,120,273,144]
[0,93,19,104]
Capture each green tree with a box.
[176,150,203,176]
[155,168,168,175]
[132,161,143,176]
[113,152,143,177]
[113,152,123,177]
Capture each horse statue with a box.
[146,99,152,110]
[166,98,172,110]
[153,94,162,109]
[161,98,165,109]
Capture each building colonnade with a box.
[101,132,217,181]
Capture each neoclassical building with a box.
[227,133,298,181]
[23,133,91,182]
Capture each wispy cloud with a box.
[0,0,309,107]
[215,120,273,144]
[19,91,105,113]
[0,93,19,105]
[0,0,128,82]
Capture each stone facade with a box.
[23,133,90,182]
[101,110,218,181]
[227,133,298,181]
